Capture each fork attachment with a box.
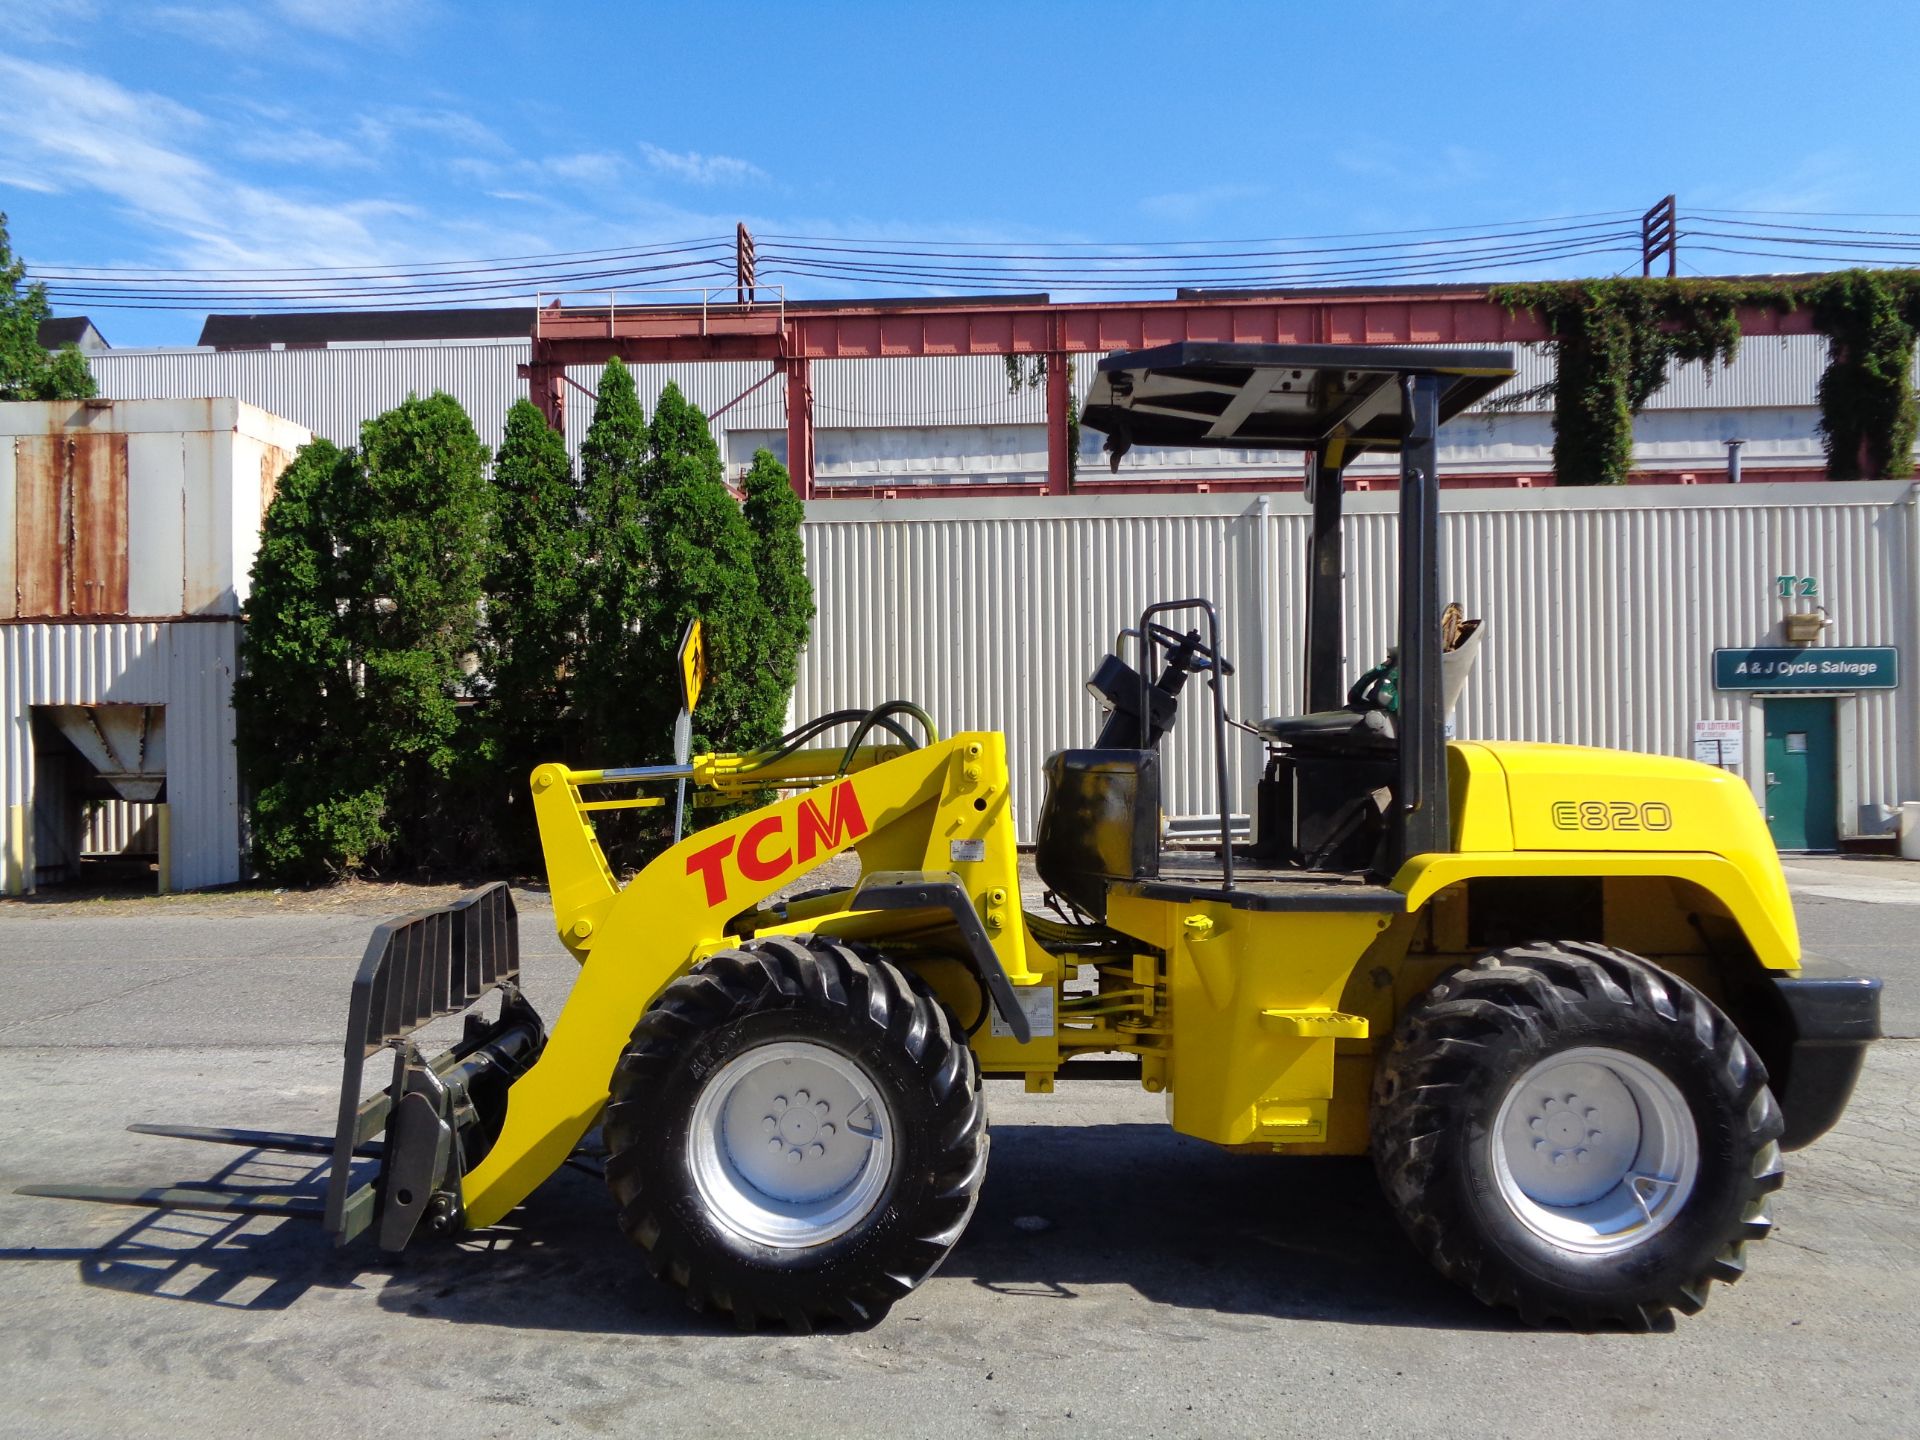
[322,883,545,1250]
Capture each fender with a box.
[1391,850,1800,970]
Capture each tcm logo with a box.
[685,782,870,907]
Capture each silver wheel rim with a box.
[1490,1046,1700,1256]
[687,1040,895,1249]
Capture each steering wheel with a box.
[1145,622,1236,678]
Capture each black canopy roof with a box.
[1080,341,1515,464]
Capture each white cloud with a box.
[144,5,270,50]
[0,0,98,46]
[0,53,762,306]
[547,152,629,188]
[230,126,376,170]
[355,105,507,157]
[637,142,768,187]
[0,169,62,194]
[0,55,411,271]
[271,0,426,40]
[141,0,428,49]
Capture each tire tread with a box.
[603,935,987,1330]
[1372,941,1784,1330]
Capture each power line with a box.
[1687,207,1920,219]
[30,204,1920,316]
[758,230,1639,281]
[42,255,737,305]
[36,236,734,277]
[760,216,1636,264]
[759,208,1644,247]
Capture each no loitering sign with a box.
[1713,646,1899,691]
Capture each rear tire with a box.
[1371,941,1784,1329]
[603,935,987,1330]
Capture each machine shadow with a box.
[4,1122,1520,1335]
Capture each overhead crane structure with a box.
[520,286,1819,499]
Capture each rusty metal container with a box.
[1,398,311,893]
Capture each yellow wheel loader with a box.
[25,344,1881,1331]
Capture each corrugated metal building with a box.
[5,388,1910,886]
[1,398,309,893]
[84,335,1845,488]
[34,328,1917,880]
[795,481,1920,846]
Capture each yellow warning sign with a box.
[677,617,706,714]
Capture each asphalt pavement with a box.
[0,857,1914,1439]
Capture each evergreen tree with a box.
[0,213,96,401]
[574,358,656,764]
[356,393,493,868]
[642,384,776,755]
[480,400,583,837]
[236,393,491,880]
[740,448,815,734]
[234,440,375,878]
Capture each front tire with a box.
[1371,941,1784,1328]
[602,936,987,1330]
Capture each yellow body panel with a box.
[1439,739,1800,968]
[462,732,1038,1228]
[467,723,1804,1222]
[1106,893,1392,1146]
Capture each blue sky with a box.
[1,0,1913,346]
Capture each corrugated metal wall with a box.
[83,799,159,856]
[1493,335,1833,411]
[86,339,1849,486]
[87,345,1048,454]
[1,621,243,890]
[796,482,1919,843]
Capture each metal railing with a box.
[533,285,787,338]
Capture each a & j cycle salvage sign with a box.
[1713,646,1899,691]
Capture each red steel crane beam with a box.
[524,292,1818,497]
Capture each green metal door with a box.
[1763,697,1838,851]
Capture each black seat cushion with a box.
[1254,707,1397,755]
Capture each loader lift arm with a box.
[460,717,1039,1231]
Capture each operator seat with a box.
[1255,706,1397,754]
[1256,615,1483,757]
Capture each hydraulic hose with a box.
[726,701,939,779]
[835,701,940,775]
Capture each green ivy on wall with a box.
[1808,270,1920,480]
[1491,271,1920,485]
